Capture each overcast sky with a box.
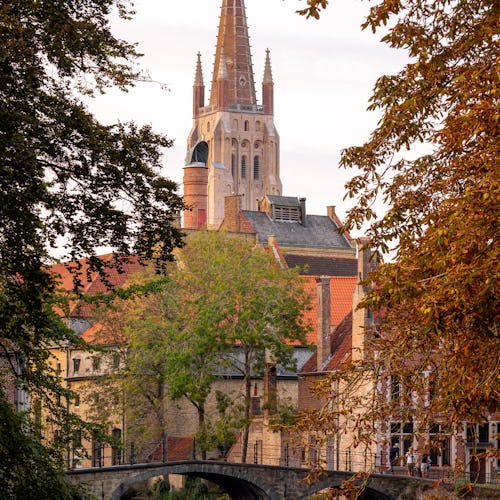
[88,0,408,225]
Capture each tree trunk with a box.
[241,348,252,463]
[198,404,207,460]
[159,379,167,462]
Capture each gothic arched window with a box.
[253,156,260,180]
[241,156,247,179]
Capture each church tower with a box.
[183,0,282,229]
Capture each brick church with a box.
[8,0,494,485]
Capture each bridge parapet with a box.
[66,461,500,500]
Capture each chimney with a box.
[357,237,372,282]
[223,195,243,232]
[316,276,331,371]
[299,197,306,226]
[352,238,372,361]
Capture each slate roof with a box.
[241,211,353,249]
[265,195,301,207]
[285,254,357,277]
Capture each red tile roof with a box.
[50,254,145,316]
[300,311,353,374]
[301,276,356,346]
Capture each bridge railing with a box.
[67,441,500,486]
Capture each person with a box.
[389,442,400,473]
[420,454,430,478]
[406,447,415,476]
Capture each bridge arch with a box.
[109,462,279,500]
[301,480,394,500]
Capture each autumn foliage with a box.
[293,0,499,472]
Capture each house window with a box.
[92,356,100,371]
[253,156,259,180]
[429,424,450,465]
[112,353,120,370]
[92,438,103,467]
[273,205,300,222]
[231,153,236,178]
[74,394,80,407]
[241,156,247,178]
[73,358,81,375]
[308,436,319,466]
[391,421,414,455]
[467,422,489,443]
[112,428,122,465]
[244,120,250,131]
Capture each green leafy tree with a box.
[81,272,174,462]
[174,231,311,462]
[91,232,311,463]
[291,0,499,481]
[0,397,88,499]
[0,0,183,495]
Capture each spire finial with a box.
[194,51,204,86]
[263,48,273,85]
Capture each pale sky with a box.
[87,0,408,225]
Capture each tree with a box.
[0,1,183,495]
[292,0,499,477]
[90,232,311,462]
[174,231,311,462]
[0,397,87,500]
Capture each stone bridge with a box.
[66,460,449,500]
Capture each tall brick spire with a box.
[210,0,256,107]
[185,0,282,229]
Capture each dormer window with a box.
[274,205,300,222]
